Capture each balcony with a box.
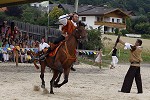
[94,21,126,28]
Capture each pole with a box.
[45,0,49,42]
[47,0,49,27]
[74,0,79,13]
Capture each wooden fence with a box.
[7,20,62,42]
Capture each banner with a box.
[0,47,99,55]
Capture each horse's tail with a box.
[27,50,40,69]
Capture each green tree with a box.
[0,12,7,21]
[21,6,42,24]
[83,28,103,50]
[126,18,132,32]
[48,6,64,26]
[134,23,150,34]
[114,28,119,35]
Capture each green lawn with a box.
[78,35,150,66]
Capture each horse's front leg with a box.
[50,70,59,94]
[40,61,46,88]
[55,68,70,88]
[40,73,45,88]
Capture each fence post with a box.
[45,27,48,42]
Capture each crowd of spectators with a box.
[0,21,39,63]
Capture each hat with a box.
[15,46,20,51]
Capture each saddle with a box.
[48,42,64,57]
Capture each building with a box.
[30,3,131,34]
[78,5,130,34]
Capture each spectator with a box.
[20,48,25,63]
[0,48,2,62]
[109,47,118,69]
[94,48,103,68]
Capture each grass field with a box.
[102,34,150,63]
[78,34,150,67]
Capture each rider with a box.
[39,12,79,71]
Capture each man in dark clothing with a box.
[118,38,143,94]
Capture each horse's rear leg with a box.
[55,68,70,88]
[54,72,62,87]
[40,61,46,88]
[40,74,45,88]
[50,70,59,94]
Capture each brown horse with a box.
[31,21,87,94]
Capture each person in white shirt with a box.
[34,37,50,60]
[38,38,50,52]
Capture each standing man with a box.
[40,12,79,71]
[118,38,143,94]
[38,37,49,52]
[34,37,50,60]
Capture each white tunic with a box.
[39,42,50,51]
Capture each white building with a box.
[78,6,130,34]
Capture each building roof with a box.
[49,4,75,13]
[49,4,130,17]
[78,5,129,17]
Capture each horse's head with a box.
[73,21,87,42]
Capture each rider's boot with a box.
[39,47,52,60]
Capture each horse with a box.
[31,21,87,94]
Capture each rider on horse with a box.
[39,12,79,71]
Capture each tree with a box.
[21,6,42,24]
[83,28,103,50]
[114,28,119,35]
[48,6,64,26]
[126,18,132,32]
[0,12,7,21]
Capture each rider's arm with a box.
[58,14,70,26]
[119,39,134,50]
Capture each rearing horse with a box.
[33,21,87,94]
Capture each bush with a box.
[114,28,119,35]
[120,29,129,36]
[83,28,103,50]
[141,34,150,39]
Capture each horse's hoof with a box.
[41,85,45,88]
[53,85,57,88]
[53,84,61,88]
[50,91,54,94]
[53,83,58,88]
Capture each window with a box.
[112,18,114,22]
[96,16,103,22]
[112,28,114,32]
[81,17,86,21]
[117,19,120,23]
[97,17,100,21]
